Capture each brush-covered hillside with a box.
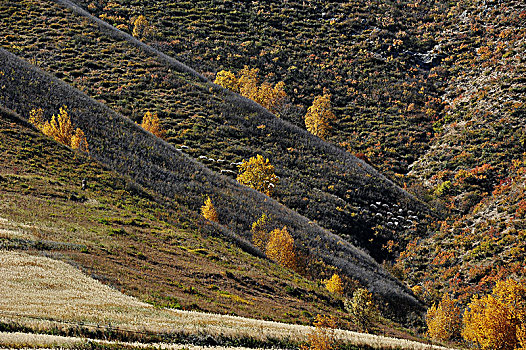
[0,105,345,324]
[0,0,434,266]
[396,0,526,306]
[2,0,526,347]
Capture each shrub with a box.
[201,196,218,222]
[236,154,279,196]
[426,294,462,341]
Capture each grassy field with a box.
[0,251,453,350]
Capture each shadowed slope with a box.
[0,47,423,313]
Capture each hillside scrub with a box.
[0,0,434,267]
[0,46,423,317]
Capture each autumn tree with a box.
[266,226,296,269]
[214,66,287,115]
[29,106,89,153]
[304,92,336,140]
[426,294,462,341]
[251,213,272,251]
[214,70,238,91]
[303,314,338,350]
[237,154,279,196]
[201,196,218,222]
[140,111,165,139]
[325,274,344,295]
[345,288,377,331]
[462,279,526,350]
[132,15,155,39]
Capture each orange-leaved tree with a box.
[426,294,462,341]
[29,106,89,153]
[237,154,279,196]
[304,91,335,140]
[266,226,296,269]
[303,314,338,350]
[201,196,218,222]
[462,279,526,350]
[140,111,166,139]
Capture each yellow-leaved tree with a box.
[140,111,165,139]
[325,274,344,295]
[462,279,526,350]
[29,106,89,153]
[266,226,296,270]
[251,213,272,251]
[345,288,377,332]
[237,154,279,196]
[304,91,335,140]
[303,314,338,350]
[201,196,218,223]
[214,66,287,116]
[214,70,238,91]
[426,294,462,341]
[132,15,155,39]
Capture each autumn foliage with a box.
[345,288,377,332]
[29,106,89,153]
[140,111,165,139]
[251,213,272,251]
[265,226,296,270]
[325,274,344,295]
[237,154,279,196]
[303,314,338,350]
[214,66,287,115]
[201,196,218,222]
[426,294,462,341]
[462,279,526,350]
[304,92,335,140]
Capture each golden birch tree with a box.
[237,154,279,196]
[304,92,335,139]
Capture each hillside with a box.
[0,0,434,265]
[395,0,526,306]
[2,0,525,346]
[0,106,348,324]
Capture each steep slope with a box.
[0,106,346,323]
[0,0,434,264]
[0,48,423,315]
[396,0,526,305]
[73,0,444,177]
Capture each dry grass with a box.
[0,331,276,350]
[0,251,454,350]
